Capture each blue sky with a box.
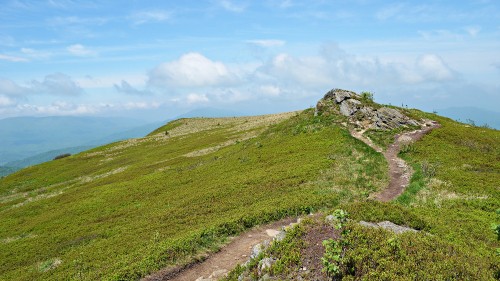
[0,0,499,120]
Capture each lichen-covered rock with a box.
[316,88,420,130]
[359,220,418,234]
[251,240,270,258]
[258,257,276,273]
[339,98,362,116]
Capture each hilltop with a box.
[0,89,498,280]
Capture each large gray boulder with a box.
[316,88,420,130]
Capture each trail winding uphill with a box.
[351,120,440,202]
[143,120,440,281]
[142,218,297,281]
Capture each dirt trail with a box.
[351,121,440,202]
[143,121,439,281]
[142,218,297,281]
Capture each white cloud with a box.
[76,74,147,88]
[149,52,239,88]
[0,54,28,62]
[12,101,162,116]
[31,73,83,96]
[217,0,246,12]
[464,26,481,36]
[258,53,332,87]
[20,48,51,59]
[186,93,209,104]
[418,29,462,41]
[67,44,95,56]
[48,16,108,26]
[0,95,16,107]
[123,101,161,110]
[0,78,30,96]
[246,40,285,47]
[416,54,455,81]
[376,3,405,20]
[114,80,151,95]
[130,10,171,25]
[260,85,281,96]
[17,101,98,115]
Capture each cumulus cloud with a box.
[0,78,30,96]
[114,80,151,95]
[0,54,28,62]
[258,53,332,87]
[67,44,95,56]
[17,101,98,115]
[416,54,455,82]
[31,73,84,96]
[130,10,171,25]
[0,95,16,107]
[149,52,239,88]
[12,101,162,116]
[186,93,209,104]
[260,85,281,96]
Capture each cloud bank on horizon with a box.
[0,0,499,120]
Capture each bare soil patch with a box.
[351,121,440,202]
[142,218,296,281]
[299,221,338,280]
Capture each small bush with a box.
[360,91,374,103]
[421,161,438,178]
[53,153,71,160]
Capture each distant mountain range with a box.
[437,107,500,129]
[0,108,246,177]
[0,116,166,176]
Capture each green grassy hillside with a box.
[0,110,387,280]
[225,109,500,280]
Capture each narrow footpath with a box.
[351,121,440,201]
[143,121,440,281]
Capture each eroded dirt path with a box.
[142,218,297,281]
[351,121,440,202]
[143,121,439,281]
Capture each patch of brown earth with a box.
[142,218,296,281]
[373,121,440,201]
[351,121,440,202]
[299,221,338,281]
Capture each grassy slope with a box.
[230,109,499,280]
[0,110,387,280]
[344,111,499,279]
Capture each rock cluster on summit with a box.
[316,89,419,130]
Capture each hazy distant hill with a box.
[176,107,245,118]
[0,116,155,165]
[0,146,94,177]
[437,106,500,129]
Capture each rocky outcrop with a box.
[316,88,420,130]
[359,221,418,234]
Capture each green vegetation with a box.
[361,112,499,277]
[224,108,499,280]
[53,153,71,160]
[2,101,499,280]
[0,110,387,280]
[322,209,350,279]
[359,91,374,104]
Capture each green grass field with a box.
[226,109,500,280]
[0,109,388,280]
